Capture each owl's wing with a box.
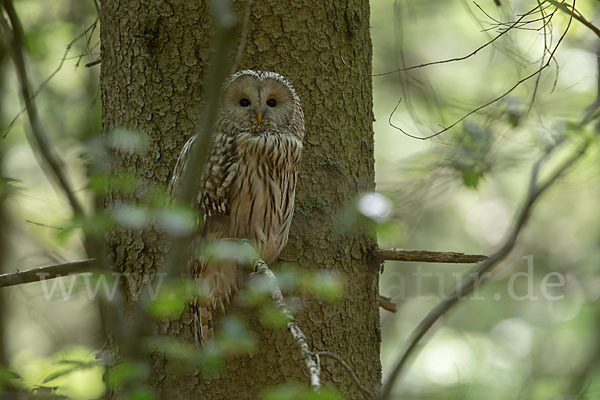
[198,131,238,219]
[168,132,239,346]
[168,132,238,221]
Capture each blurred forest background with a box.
[1,0,600,399]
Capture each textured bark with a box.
[100,0,379,398]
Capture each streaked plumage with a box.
[169,70,304,344]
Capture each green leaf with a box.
[304,272,343,301]
[42,368,76,383]
[43,359,100,383]
[274,265,301,292]
[198,343,225,375]
[0,369,21,381]
[147,281,188,319]
[259,305,289,329]
[55,359,96,367]
[0,365,22,389]
[197,240,255,266]
[238,274,273,306]
[89,172,140,195]
[54,219,82,244]
[461,167,483,189]
[145,336,224,375]
[106,361,149,388]
[146,337,201,362]
[155,206,197,236]
[217,316,257,355]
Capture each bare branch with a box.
[378,135,591,400]
[243,242,321,389]
[378,295,397,313]
[0,246,488,289]
[2,17,99,138]
[376,248,487,264]
[369,2,545,78]
[0,0,86,217]
[315,351,374,399]
[386,0,575,140]
[85,58,101,68]
[549,0,600,38]
[231,0,253,73]
[0,259,96,288]
[527,0,554,114]
[474,1,556,33]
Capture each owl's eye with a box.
[239,98,251,107]
[266,98,277,107]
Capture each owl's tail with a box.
[191,261,239,346]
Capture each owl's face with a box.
[222,71,298,134]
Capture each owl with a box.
[169,70,305,344]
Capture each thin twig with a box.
[2,17,99,138]
[365,2,545,78]
[376,248,487,264]
[243,242,321,390]
[527,0,553,114]
[548,0,600,38]
[474,1,557,33]
[0,259,96,288]
[0,0,86,217]
[386,0,575,140]
[379,135,591,400]
[378,295,397,313]
[85,58,101,68]
[0,246,488,289]
[315,351,374,399]
[24,219,62,230]
[231,0,253,73]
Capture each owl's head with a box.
[221,70,302,136]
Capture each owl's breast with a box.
[227,131,302,263]
[237,130,302,167]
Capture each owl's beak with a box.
[257,112,263,124]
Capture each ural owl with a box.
[169,70,305,344]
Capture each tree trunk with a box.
[100,0,380,398]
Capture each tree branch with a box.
[2,17,99,138]
[367,2,544,77]
[231,0,253,73]
[0,259,96,288]
[376,248,486,264]
[242,242,321,389]
[378,136,591,400]
[548,0,600,39]
[0,0,85,217]
[0,246,489,290]
[386,0,575,140]
[378,295,397,313]
[315,351,374,399]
